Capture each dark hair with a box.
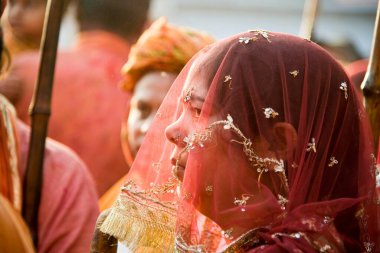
[76,0,150,42]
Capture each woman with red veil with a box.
[101,31,379,252]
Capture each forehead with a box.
[134,71,176,99]
[182,63,209,99]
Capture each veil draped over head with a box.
[102,31,379,252]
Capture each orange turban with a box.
[120,17,214,91]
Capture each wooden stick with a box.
[299,0,320,40]
[22,0,64,247]
[362,0,380,150]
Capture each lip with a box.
[171,157,185,181]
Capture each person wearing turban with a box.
[98,18,214,211]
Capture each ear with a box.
[271,122,297,159]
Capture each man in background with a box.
[0,0,151,196]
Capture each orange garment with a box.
[0,95,20,210]
[2,31,131,195]
[17,120,99,253]
[99,174,126,211]
[0,195,35,253]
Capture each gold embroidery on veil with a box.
[100,177,178,253]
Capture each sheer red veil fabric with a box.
[102,31,379,252]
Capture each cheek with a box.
[126,110,139,136]
[24,9,45,31]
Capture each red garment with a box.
[6,31,130,195]
[17,120,99,253]
[345,58,368,91]
[102,32,379,252]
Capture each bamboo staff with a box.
[22,0,64,247]
[362,0,380,150]
[299,0,320,40]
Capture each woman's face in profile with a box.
[165,54,276,183]
[123,71,176,159]
[165,62,214,181]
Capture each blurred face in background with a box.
[121,71,176,160]
[7,0,46,43]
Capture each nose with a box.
[165,120,187,148]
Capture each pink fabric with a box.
[17,120,99,253]
[6,31,130,195]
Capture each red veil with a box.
[102,32,379,252]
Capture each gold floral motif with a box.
[121,177,177,206]
[263,107,279,119]
[289,70,299,77]
[248,29,273,43]
[340,82,348,100]
[205,185,213,192]
[206,114,288,191]
[319,245,332,252]
[182,191,193,201]
[306,138,317,153]
[328,157,338,167]
[277,194,288,210]
[221,228,234,240]
[238,37,258,44]
[151,162,161,173]
[301,217,318,231]
[224,75,233,89]
[364,241,375,252]
[184,87,194,103]
[234,194,252,212]
[323,216,332,225]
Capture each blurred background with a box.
[60,0,378,61]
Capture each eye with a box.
[136,101,151,118]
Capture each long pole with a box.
[22,0,64,247]
[299,0,320,40]
[362,0,380,150]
